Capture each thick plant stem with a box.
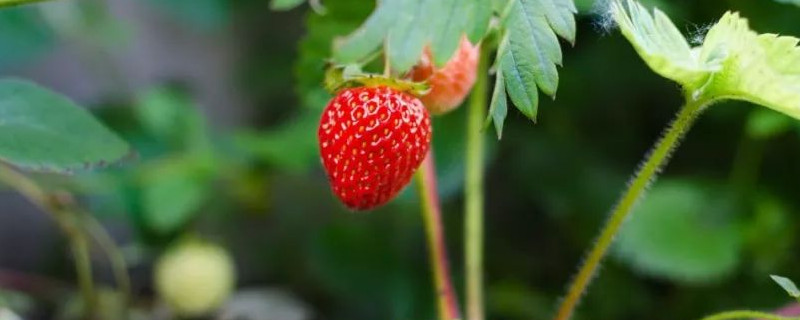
[699,310,800,320]
[553,96,711,320]
[465,48,489,320]
[416,152,462,320]
[0,165,98,319]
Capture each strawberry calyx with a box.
[324,63,430,97]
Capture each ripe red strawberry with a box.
[409,36,480,115]
[318,86,432,210]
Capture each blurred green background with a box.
[0,0,799,319]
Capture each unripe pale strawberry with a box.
[318,86,432,210]
[155,241,236,317]
[409,36,480,115]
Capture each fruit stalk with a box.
[416,152,461,320]
[0,164,98,319]
[554,94,712,320]
[465,48,489,320]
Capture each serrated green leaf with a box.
[500,35,539,120]
[771,275,800,299]
[466,0,492,44]
[505,0,561,95]
[611,0,714,89]
[334,0,497,73]
[615,179,741,283]
[491,0,575,128]
[487,67,509,139]
[0,79,131,173]
[270,0,305,11]
[386,0,430,72]
[540,0,577,44]
[703,17,800,119]
[429,0,466,66]
[746,108,793,140]
[333,0,403,65]
[614,1,800,120]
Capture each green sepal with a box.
[323,63,430,97]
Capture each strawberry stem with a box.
[553,93,713,320]
[416,152,462,320]
[465,47,489,320]
[0,164,99,318]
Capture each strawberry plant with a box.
[1,0,799,319]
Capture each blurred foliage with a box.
[775,0,800,7]
[0,0,799,320]
[145,0,229,30]
[615,179,741,283]
[0,7,52,70]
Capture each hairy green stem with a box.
[0,165,98,319]
[0,0,53,8]
[416,152,462,320]
[465,47,489,320]
[553,95,712,320]
[699,310,800,320]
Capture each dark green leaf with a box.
[270,0,305,11]
[486,66,508,139]
[771,275,800,299]
[505,0,562,96]
[615,179,741,283]
[501,38,539,119]
[0,79,131,172]
[491,0,575,132]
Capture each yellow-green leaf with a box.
[613,0,800,120]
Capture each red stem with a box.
[417,151,462,320]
